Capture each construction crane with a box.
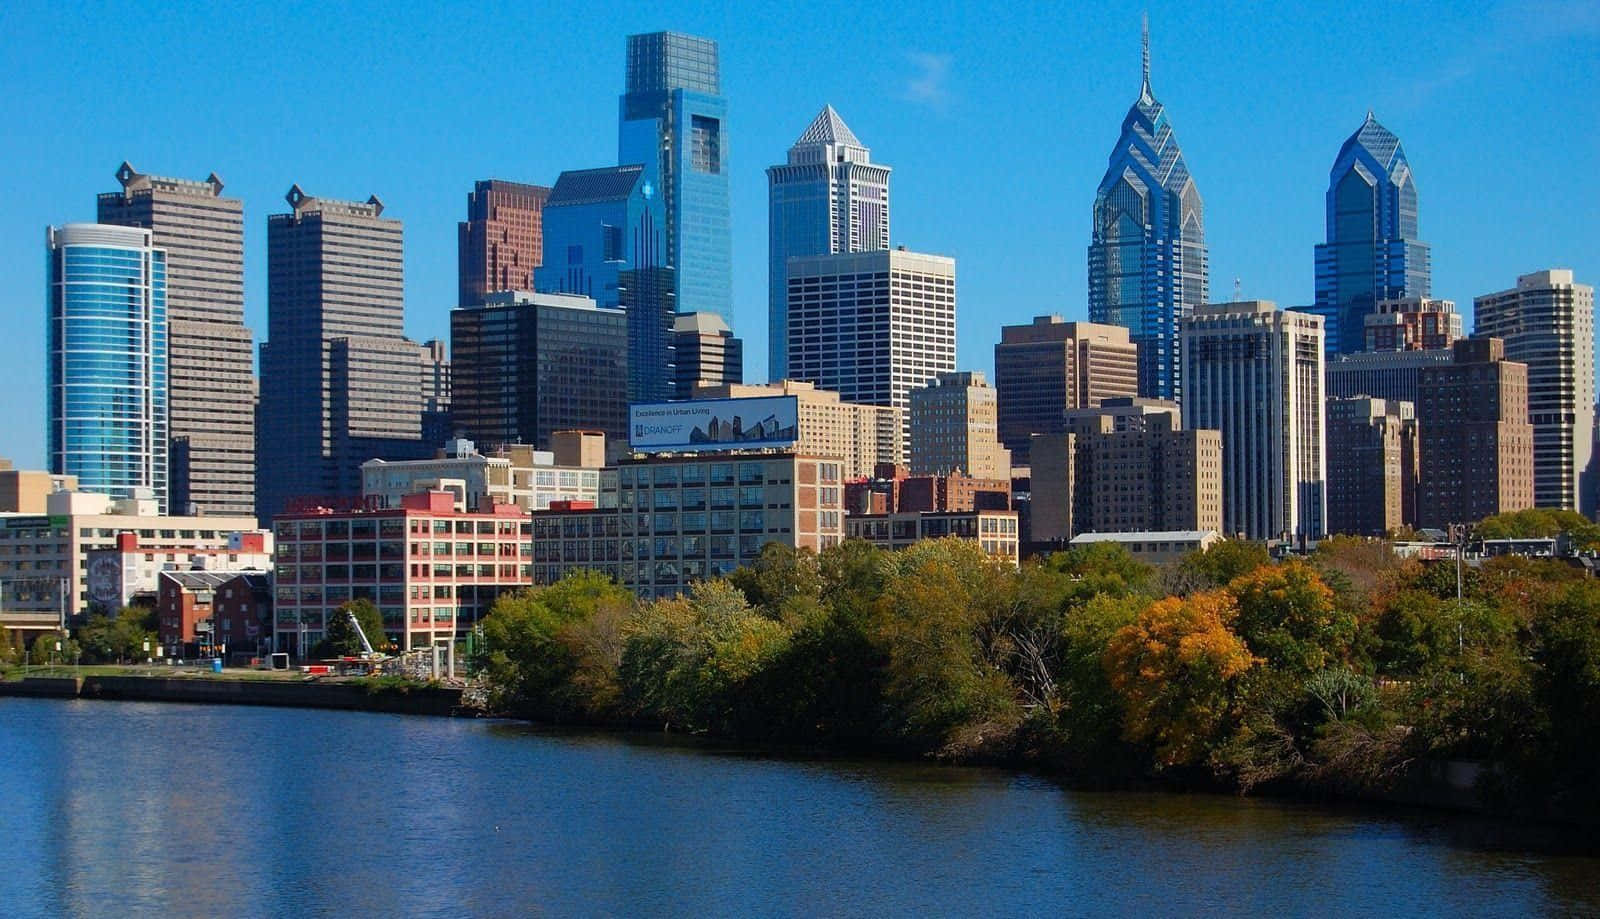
[346,610,383,661]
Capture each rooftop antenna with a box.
[1142,13,1150,87]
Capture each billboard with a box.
[630,396,800,453]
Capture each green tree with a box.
[1176,540,1273,591]
[1228,561,1355,676]
[29,633,80,666]
[78,606,157,663]
[727,542,821,619]
[478,571,633,718]
[318,598,388,658]
[1529,580,1600,814]
[1043,542,1153,600]
[1476,508,1600,548]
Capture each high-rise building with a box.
[1325,348,1454,406]
[767,105,891,378]
[685,381,902,480]
[98,163,256,516]
[419,339,452,445]
[994,316,1139,465]
[1325,397,1418,536]
[1417,338,1534,528]
[257,187,428,519]
[1312,113,1431,356]
[673,312,743,392]
[909,371,1011,480]
[449,291,629,451]
[1363,297,1461,352]
[786,248,956,458]
[1182,302,1325,541]
[458,179,550,307]
[1473,270,1596,513]
[1088,21,1207,402]
[46,224,169,511]
[619,31,731,325]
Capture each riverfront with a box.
[2,697,1597,917]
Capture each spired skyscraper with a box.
[767,105,892,380]
[1311,112,1431,356]
[1088,20,1207,402]
[619,31,731,327]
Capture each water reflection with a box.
[1,699,1596,917]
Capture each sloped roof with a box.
[793,105,863,148]
[547,165,645,207]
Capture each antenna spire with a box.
[1141,13,1151,95]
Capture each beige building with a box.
[909,371,1011,480]
[994,316,1139,464]
[1068,530,1222,566]
[362,438,604,512]
[1325,397,1419,536]
[1417,338,1534,528]
[689,381,901,479]
[0,489,260,643]
[0,462,76,514]
[845,509,1019,564]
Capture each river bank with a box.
[0,671,465,716]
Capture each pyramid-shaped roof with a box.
[793,105,863,148]
[1345,111,1404,173]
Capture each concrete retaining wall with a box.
[1,675,463,716]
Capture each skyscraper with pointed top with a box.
[767,105,891,380]
[1312,112,1430,356]
[1088,19,1207,402]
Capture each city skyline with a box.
[2,1,1597,467]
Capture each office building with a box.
[994,316,1139,464]
[98,164,258,516]
[1181,302,1325,541]
[1088,22,1207,401]
[619,31,731,325]
[1363,297,1461,352]
[846,510,1019,563]
[1325,397,1419,536]
[786,248,956,456]
[0,488,258,644]
[47,224,169,512]
[674,312,743,392]
[767,105,891,378]
[458,179,550,306]
[1473,270,1596,513]
[1417,338,1534,527]
[844,466,1011,516]
[257,187,430,519]
[1312,113,1431,356]
[271,490,531,656]
[909,371,1011,480]
[684,381,901,479]
[362,438,604,512]
[1325,347,1454,406]
[449,290,629,451]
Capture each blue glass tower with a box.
[618,31,732,328]
[1312,112,1430,356]
[1088,22,1207,402]
[767,106,891,380]
[46,223,169,511]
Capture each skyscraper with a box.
[1417,338,1534,528]
[257,187,428,519]
[1473,270,1596,513]
[994,317,1139,465]
[1088,20,1207,401]
[786,248,956,457]
[909,371,1010,480]
[98,163,256,516]
[767,105,891,379]
[1312,112,1431,356]
[46,224,169,511]
[619,31,731,325]
[1182,301,1325,541]
[673,312,743,392]
[458,179,550,307]
[1325,396,1419,536]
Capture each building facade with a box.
[1325,347,1454,406]
[1088,24,1207,401]
[458,179,550,306]
[908,371,1011,480]
[684,381,902,479]
[1363,297,1461,352]
[1473,270,1596,513]
[0,463,76,514]
[619,31,731,325]
[846,510,1019,563]
[47,224,169,512]
[1325,397,1419,536]
[767,105,891,378]
[1416,338,1534,528]
[785,248,956,456]
[449,291,629,451]
[271,491,531,656]
[673,312,743,392]
[157,570,271,659]
[1311,113,1431,356]
[994,316,1139,465]
[1181,302,1326,541]
[362,439,604,512]
[85,531,271,613]
[98,163,257,516]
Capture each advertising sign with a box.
[630,396,800,453]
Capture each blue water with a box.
[1,698,1595,917]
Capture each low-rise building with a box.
[1066,530,1222,566]
[157,570,271,659]
[845,509,1019,563]
[681,381,902,478]
[0,461,77,513]
[86,531,271,612]
[844,464,1011,515]
[362,437,604,512]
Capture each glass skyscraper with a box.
[618,31,732,328]
[46,223,169,511]
[1311,112,1430,356]
[767,105,891,380]
[1088,24,1207,402]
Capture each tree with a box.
[1044,542,1153,600]
[478,571,634,718]
[1176,540,1272,590]
[727,543,821,619]
[1476,508,1600,548]
[29,633,80,666]
[1103,589,1258,768]
[318,598,387,659]
[77,606,157,663]
[1228,561,1354,676]
[1529,580,1600,814]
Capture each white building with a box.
[1182,301,1326,541]
[362,439,602,512]
[1068,530,1222,566]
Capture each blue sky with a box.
[2,0,1596,468]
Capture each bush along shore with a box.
[476,532,1600,823]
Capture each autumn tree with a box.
[1228,561,1354,676]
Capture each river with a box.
[1,698,1595,917]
